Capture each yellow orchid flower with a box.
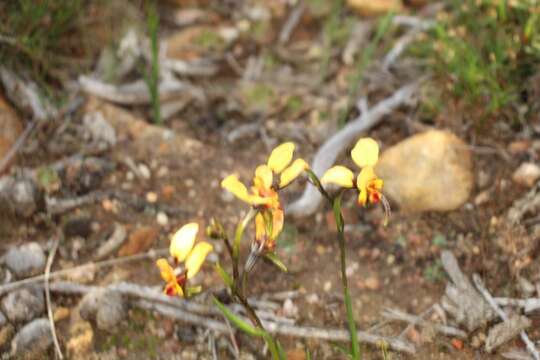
[321,137,384,207]
[222,143,308,207]
[156,223,213,297]
[221,142,308,251]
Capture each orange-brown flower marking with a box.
[221,142,308,249]
[156,223,213,297]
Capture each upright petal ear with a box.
[267,142,295,174]
[170,223,199,262]
[221,175,251,203]
[254,165,273,189]
[351,138,379,168]
[279,159,309,188]
[185,242,213,279]
[321,166,355,188]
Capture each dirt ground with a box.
[1,0,540,359]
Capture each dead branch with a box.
[0,121,37,175]
[440,250,496,332]
[473,274,539,360]
[278,1,306,45]
[46,281,415,354]
[494,297,540,314]
[287,82,419,217]
[0,249,168,296]
[485,315,531,353]
[78,75,201,105]
[382,308,467,339]
[44,236,63,359]
[94,223,127,261]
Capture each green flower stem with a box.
[308,167,361,359]
[333,194,360,360]
[224,208,282,359]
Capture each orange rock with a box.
[451,338,464,350]
[286,349,306,360]
[347,0,403,17]
[161,185,175,200]
[118,226,160,256]
[0,96,23,172]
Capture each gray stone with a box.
[0,310,6,326]
[1,287,44,323]
[11,318,52,357]
[5,242,46,278]
[79,289,126,331]
[96,291,126,331]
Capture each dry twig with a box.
[44,236,63,359]
[383,308,467,339]
[45,281,415,354]
[473,274,540,360]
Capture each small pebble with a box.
[5,242,46,278]
[512,162,540,187]
[1,287,44,323]
[323,281,332,292]
[11,318,52,356]
[146,192,158,203]
[138,164,151,179]
[156,212,169,226]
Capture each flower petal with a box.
[321,166,355,188]
[351,137,379,168]
[271,208,284,240]
[164,281,184,297]
[156,258,175,283]
[254,165,273,190]
[185,241,213,279]
[170,223,199,262]
[358,190,368,206]
[221,175,251,203]
[279,158,309,188]
[267,142,295,174]
[255,212,266,242]
[356,166,377,191]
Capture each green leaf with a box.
[185,286,202,297]
[264,253,288,273]
[213,297,265,338]
[215,262,234,288]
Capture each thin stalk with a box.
[233,208,257,260]
[333,194,360,360]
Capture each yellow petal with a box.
[358,190,368,206]
[185,241,213,279]
[156,258,175,283]
[254,165,273,190]
[279,158,309,188]
[356,166,377,192]
[351,137,379,168]
[255,213,266,242]
[321,166,355,188]
[170,223,199,262]
[267,142,295,174]
[271,208,284,240]
[221,175,251,203]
